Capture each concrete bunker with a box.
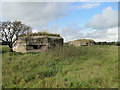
[13,36,63,53]
[68,39,95,47]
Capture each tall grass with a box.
[19,32,60,37]
[2,45,118,88]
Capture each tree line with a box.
[94,41,120,46]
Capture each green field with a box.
[1,45,118,88]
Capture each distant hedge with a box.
[19,32,60,37]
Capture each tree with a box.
[0,21,32,52]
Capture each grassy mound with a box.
[19,32,60,37]
[69,39,94,43]
[75,39,94,41]
[2,45,118,88]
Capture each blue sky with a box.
[1,2,118,42]
[48,2,118,29]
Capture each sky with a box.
[0,1,119,42]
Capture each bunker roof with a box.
[19,32,60,37]
[69,39,94,43]
[18,36,63,40]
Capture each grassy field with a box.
[1,45,118,88]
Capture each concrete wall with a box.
[13,39,27,53]
[69,40,94,47]
[13,36,63,53]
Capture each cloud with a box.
[72,2,100,9]
[44,23,118,42]
[83,7,118,42]
[85,7,118,29]
[1,2,102,28]
[67,27,118,42]
[32,29,38,33]
[2,2,69,27]
[85,27,118,41]
[79,3,100,9]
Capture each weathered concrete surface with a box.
[68,39,95,47]
[13,38,27,53]
[13,36,63,53]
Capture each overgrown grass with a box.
[1,45,118,88]
[19,32,60,37]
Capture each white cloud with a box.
[72,3,100,9]
[32,29,38,33]
[46,24,118,42]
[2,2,69,27]
[1,2,102,28]
[86,27,118,42]
[80,3,100,9]
[86,7,118,29]
[107,27,118,35]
